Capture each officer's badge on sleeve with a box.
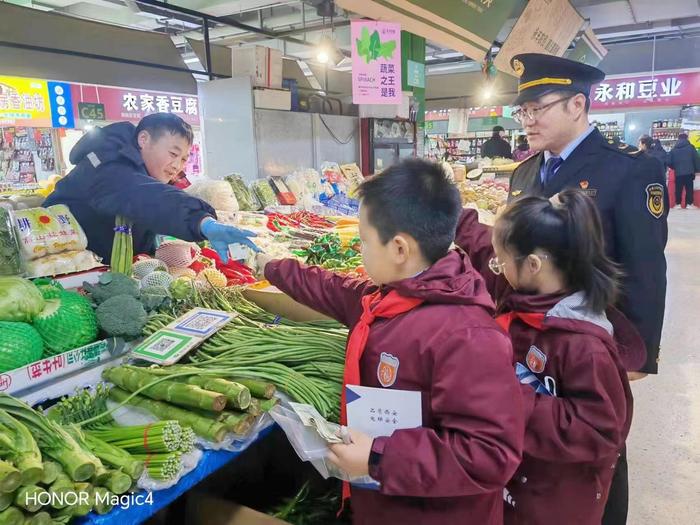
[645,183,665,218]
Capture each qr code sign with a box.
[182,314,220,331]
[172,309,232,336]
[146,336,180,356]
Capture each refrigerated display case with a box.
[362,118,416,174]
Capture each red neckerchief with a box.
[340,288,424,511]
[495,311,547,332]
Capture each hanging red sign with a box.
[70,83,200,126]
[590,71,700,110]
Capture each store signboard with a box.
[566,27,607,67]
[590,71,700,110]
[339,0,517,63]
[469,106,504,118]
[0,76,52,127]
[351,20,402,105]
[406,60,425,88]
[69,83,200,126]
[47,81,75,129]
[494,0,584,74]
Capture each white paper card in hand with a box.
[345,385,422,438]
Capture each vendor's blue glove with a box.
[200,218,260,262]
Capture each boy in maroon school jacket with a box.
[456,191,646,525]
[257,159,525,525]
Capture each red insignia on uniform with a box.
[579,180,589,190]
[526,346,547,374]
[377,352,400,388]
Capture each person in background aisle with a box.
[667,133,700,210]
[257,159,525,525]
[638,135,667,172]
[505,53,668,525]
[455,189,645,525]
[44,113,258,262]
[482,125,514,159]
[513,135,536,162]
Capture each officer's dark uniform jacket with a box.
[508,128,668,373]
[44,122,215,261]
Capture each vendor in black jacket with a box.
[505,53,669,525]
[45,113,257,262]
[668,133,700,209]
[480,125,513,159]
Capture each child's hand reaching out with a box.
[327,429,374,478]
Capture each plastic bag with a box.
[0,207,24,276]
[224,174,256,212]
[250,179,277,209]
[269,404,378,487]
[186,181,239,213]
[23,249,102,278]
[319,162,346,201]
[339,164,364,197]
[14,205,87,261]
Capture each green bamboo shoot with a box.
[24,511,51,525]
[246,398,262,417]
[0,411,43,485]
[0,507,22,525]
[92,487,114,515]
[0,462,20,495]
[47,473,73,510]
[184,377,251,410]
[103,367,227,412]
[14,486,46,513]
[0,492,13,512]
[231,378,276,399]
[0,397,95,483]
[108,388,228,443]
[259,398,279,412]
[98,470,131,495]
[39,462,61,487]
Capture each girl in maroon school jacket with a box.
[456,190,646,525]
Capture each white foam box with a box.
[232,46,283,89]
[253,87,291,111]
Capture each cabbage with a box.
[0,276,45,322]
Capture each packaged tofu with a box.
[13,205,87,261]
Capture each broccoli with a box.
[83,272,140,305]
[140,285,172,312]
[95,295,148,339]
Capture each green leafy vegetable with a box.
[0,209,23,276]
[0,277,45,323]
[356,27,396,63]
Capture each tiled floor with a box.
[627,208,700,524]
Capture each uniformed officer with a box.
[506,53,668,525]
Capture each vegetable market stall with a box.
[73,423,275,525]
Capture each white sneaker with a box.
[688,204,697,209]
[674,204,681,209]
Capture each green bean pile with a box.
[143,292,347,422]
